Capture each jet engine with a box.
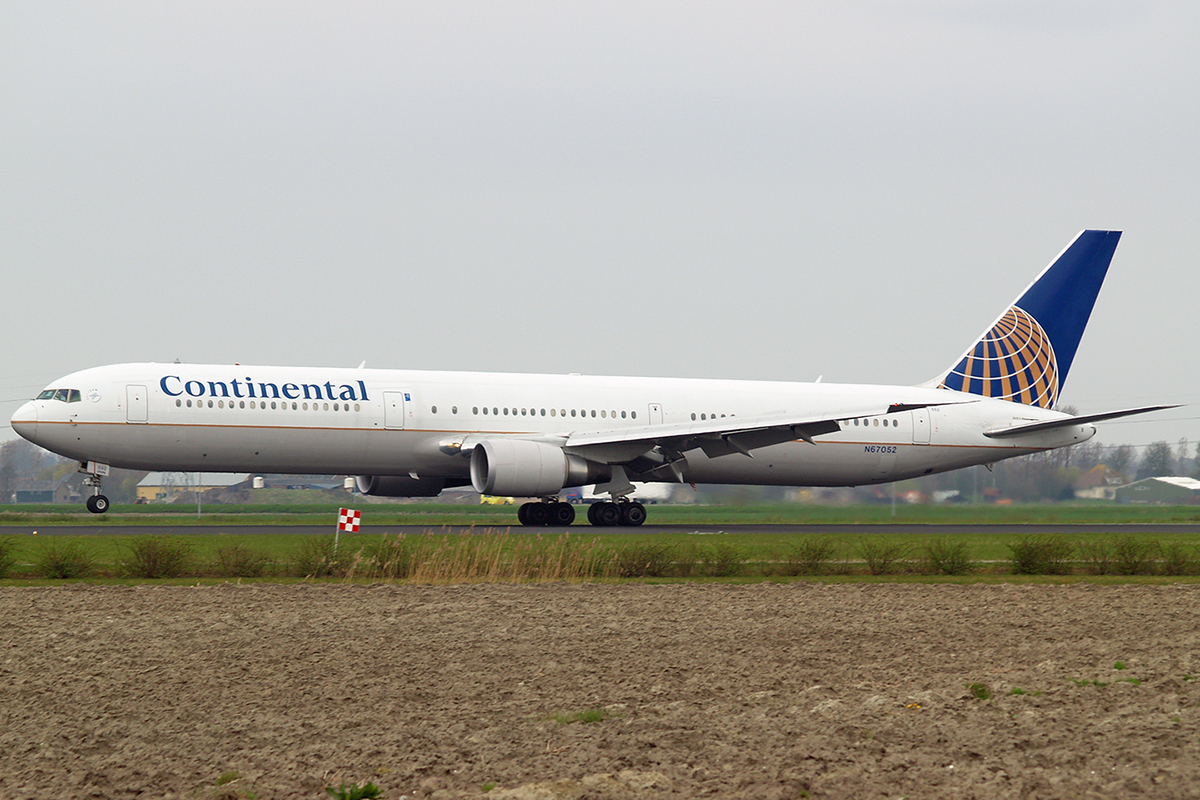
[355,474,449,497]
[469,439,610,497]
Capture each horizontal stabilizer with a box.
[983,405,1178,439]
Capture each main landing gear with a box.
[515,499,647,527]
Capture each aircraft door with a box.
[126,385,148,423]
[911,408,930,444]
[647,403,664,424]
[384,391,407,430]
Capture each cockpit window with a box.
[37,388,82,403]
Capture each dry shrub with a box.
[391,531,614,583]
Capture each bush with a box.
[1077,540,1113,575]
[290,535,355,578]
[920,538,974,575]
[34,539,97,579]
[1159,542,1196,576]
[212,541,273,578]
[857,537,911,575]
[120,536,196,578]
[698,543,745,577]
[1112,535,1157,575]
[614,543,674,578]
[1008,535,1073,575]
[0,536,18,578]
[780,537,838,576]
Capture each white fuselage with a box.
[10,362,1095,488]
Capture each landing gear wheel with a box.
[619,502,647,527]
[525,503,550,526]
[589,502,622,527]
[86,495,110,514]
[517,503,530,526]
[551,502,576,526]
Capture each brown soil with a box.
[2,582,1199,799]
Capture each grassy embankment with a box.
[1,502,1200,584]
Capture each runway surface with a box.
[9,522,1200,536]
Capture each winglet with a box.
[933,230,1121,408]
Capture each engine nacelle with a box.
[469,439,609,497]
[355,474,448,497]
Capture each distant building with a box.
[1114,477,1200,505]
[136,472,248,503]
[1074,465,1128,501]
[12,478,55,503]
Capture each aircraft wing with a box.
[556,400,972,468]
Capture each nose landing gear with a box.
[80,462,111,514]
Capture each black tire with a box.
[526,503,550,526]
[517,502,531,526]
[592,502,621,527]
[89,495,110,514]
[619,502,647,526]
[552,502,576,526]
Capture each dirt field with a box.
[3,582,1199,799]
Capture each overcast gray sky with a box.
[3,2,1197,452]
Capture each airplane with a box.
[10,230,1173,526]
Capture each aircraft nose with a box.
[10,401,37,441]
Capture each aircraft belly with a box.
[64,423,466,477]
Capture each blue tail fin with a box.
[934,230,1121,408]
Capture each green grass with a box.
[967,682,992,700]
[552,708,611,725]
